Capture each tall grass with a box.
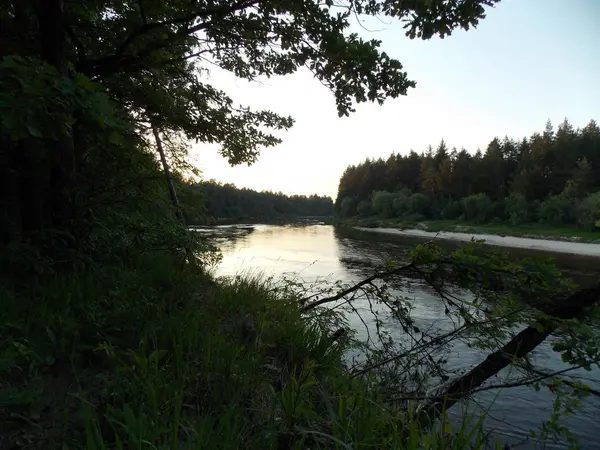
[1,250,489,449]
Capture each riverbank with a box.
[1,249,473,448]
[355,226,600,257]
[338,218,600,242]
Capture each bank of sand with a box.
[355,227,600,257]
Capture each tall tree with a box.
[1,0,502,246]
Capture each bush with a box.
[462,193,493,223]
[406,193,432,217]
[505,193,530,225]
[372,191,395,218]
[577,192,600,230]
[538,195,576,225]
[404,213,427,223]
[442,200,464,220]
[339,196,357,217]
[392,191,411,217]
[490,198,506,222]
[357,200,373,217]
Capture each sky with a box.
[190,0,600,200]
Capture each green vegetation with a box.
[1,256,437,448]
[335,119,600,235]
[189,181,333,224]
[3,0,600,448]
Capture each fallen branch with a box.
[416,282,600,428]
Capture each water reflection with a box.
[212,224,600,449]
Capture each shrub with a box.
[577,192,600,230]
[404,213,427,223]
[538,195,575,225]
[339,197,357,217]
[406,193,432,217]
[392,191,411,217]
[462,193,493,223]
[372,191,395,218]
[490,199,507,222]
[505,193,530,225]
[442,200,464,220]
[357,200,373,217]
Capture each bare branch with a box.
[301,262,416,311]
[416,282,600,428]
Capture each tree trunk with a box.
[151,123,196,265]
[416,282,600,428]
[38,0,76,234]
[0,140,22,244]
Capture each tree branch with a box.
[80,0,261,78]
[300,261,416,311]
[416,282,600,428]
[65,25,86,64]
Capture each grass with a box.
[0,248,494,449]
[340,217,600,242]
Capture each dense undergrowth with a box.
[0,246,495,449]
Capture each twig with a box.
[415,282,600,429]
[301,262,416,311]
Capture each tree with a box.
[538,195,574,225]
[505,192,529,225]
[480,137,507,200]
[450,149,474,198]
[462,193,493,223]
[302,241,600,445]
[339,197,357,217]
[194,181,333,221]
[335,117,599,231]
[1,0,502,247]
[563,157,593,199]
[372,191,395,218]
[578,192,600,230]
[357,200,373,217]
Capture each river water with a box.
[207,223,600,449]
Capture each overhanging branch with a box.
[416,282,600,428]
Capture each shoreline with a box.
[355,227,600,257]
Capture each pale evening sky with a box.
[191,0,600,200]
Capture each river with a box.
[206,223,600,449]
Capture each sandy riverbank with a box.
[355,227,600,257]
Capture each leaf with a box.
[27,124,43,138]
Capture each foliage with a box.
[442,200,464,220]
[334,119,600,231]
[189,180,332,223]
[462,193,493,223]
[300,237,600,447]
[1,259,500,449]
[372,191,396,218]
[1,0,502,246]
[505,193,530,225]
[339,197,357,218]
[538,195,575,226]
[10,0,600,448]
[407,193,432,217]
[577,192,600,231]
[357,200,373,217]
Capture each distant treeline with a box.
[186,180,333,222]
[335,118,600,229]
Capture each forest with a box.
[188,181,333,222]
[335,119,600,229]
[2,0,600,449]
